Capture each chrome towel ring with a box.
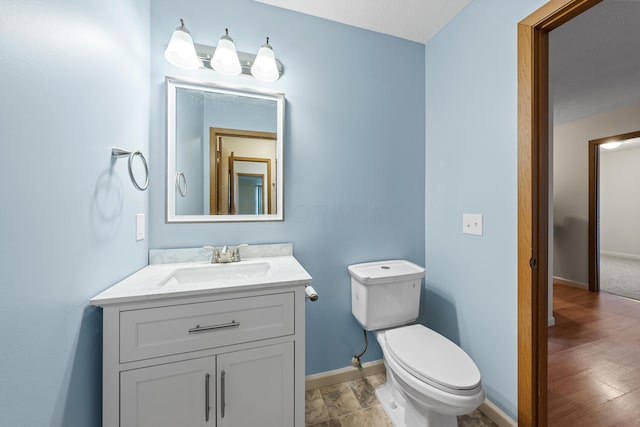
[112,147,149,191]
[175,171,188,197]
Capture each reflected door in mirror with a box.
[211,129,276,215]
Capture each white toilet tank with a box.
[348,260,425,331]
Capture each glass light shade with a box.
[164,21,200,70]
[251,40,280,82]
[601,141,622,150]
[211,30,241,76]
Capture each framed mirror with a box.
[166,78,284,222]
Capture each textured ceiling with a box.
[550,0,640,124]
[253,0,471,43]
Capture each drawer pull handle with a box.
[188,320,241,334]
[221,370,226,418]
[205,373,210,422]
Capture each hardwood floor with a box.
[548,282,640,426]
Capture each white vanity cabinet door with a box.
[120,356,215,427]
[217,342,294,427]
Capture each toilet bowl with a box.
[348,260,485,427]
[375,325,485,427]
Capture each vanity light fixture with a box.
[164,19,200,70]
[164,21,284,81]
[210,29,242,76]
[251,38,280,82]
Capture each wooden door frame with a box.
[588,130,640,292]
[517,1,602,425]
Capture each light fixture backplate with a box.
[194,43,284,77]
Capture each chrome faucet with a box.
[204,244,248,263]
[219,245,229,260]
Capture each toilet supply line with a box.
[351,328,368,369]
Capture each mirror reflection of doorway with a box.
[237,174,264,214]
[228,156,271,215]
[209,128,276,215]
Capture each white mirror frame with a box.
[166,77,285,222]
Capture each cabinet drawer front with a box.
[120,293,294,363]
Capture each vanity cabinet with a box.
[120,342,294,427]
[95,284,306,427]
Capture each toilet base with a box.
[375,382,406,427]
[375,382,458,427]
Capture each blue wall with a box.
[150,0,425,374]
[176,90,204,215]
[424,0,546,419]
[0,0,150,425]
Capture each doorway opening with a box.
[517,1,604,426]
[589,130,640,297]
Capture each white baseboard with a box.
[553,276,588,289]
[305,360,385,390]
[601,251,640,261]
[306,361,517,427]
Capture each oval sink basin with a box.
[160,262,271,287]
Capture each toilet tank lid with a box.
[347,260,425,285]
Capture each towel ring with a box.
[112,148,149,191]
[175,171,188,197]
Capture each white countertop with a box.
[90,255,312,306]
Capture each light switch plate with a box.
[463,213,483,236]
[136,213,145,241]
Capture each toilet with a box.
[348,260,485,427]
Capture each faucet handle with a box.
[203,246,220,263]
[232,244,249,262]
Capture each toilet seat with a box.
[385,325,481,396]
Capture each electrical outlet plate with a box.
[463,213,483,236]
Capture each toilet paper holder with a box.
[305,284,318,302]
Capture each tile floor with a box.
[305,372,498,427]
